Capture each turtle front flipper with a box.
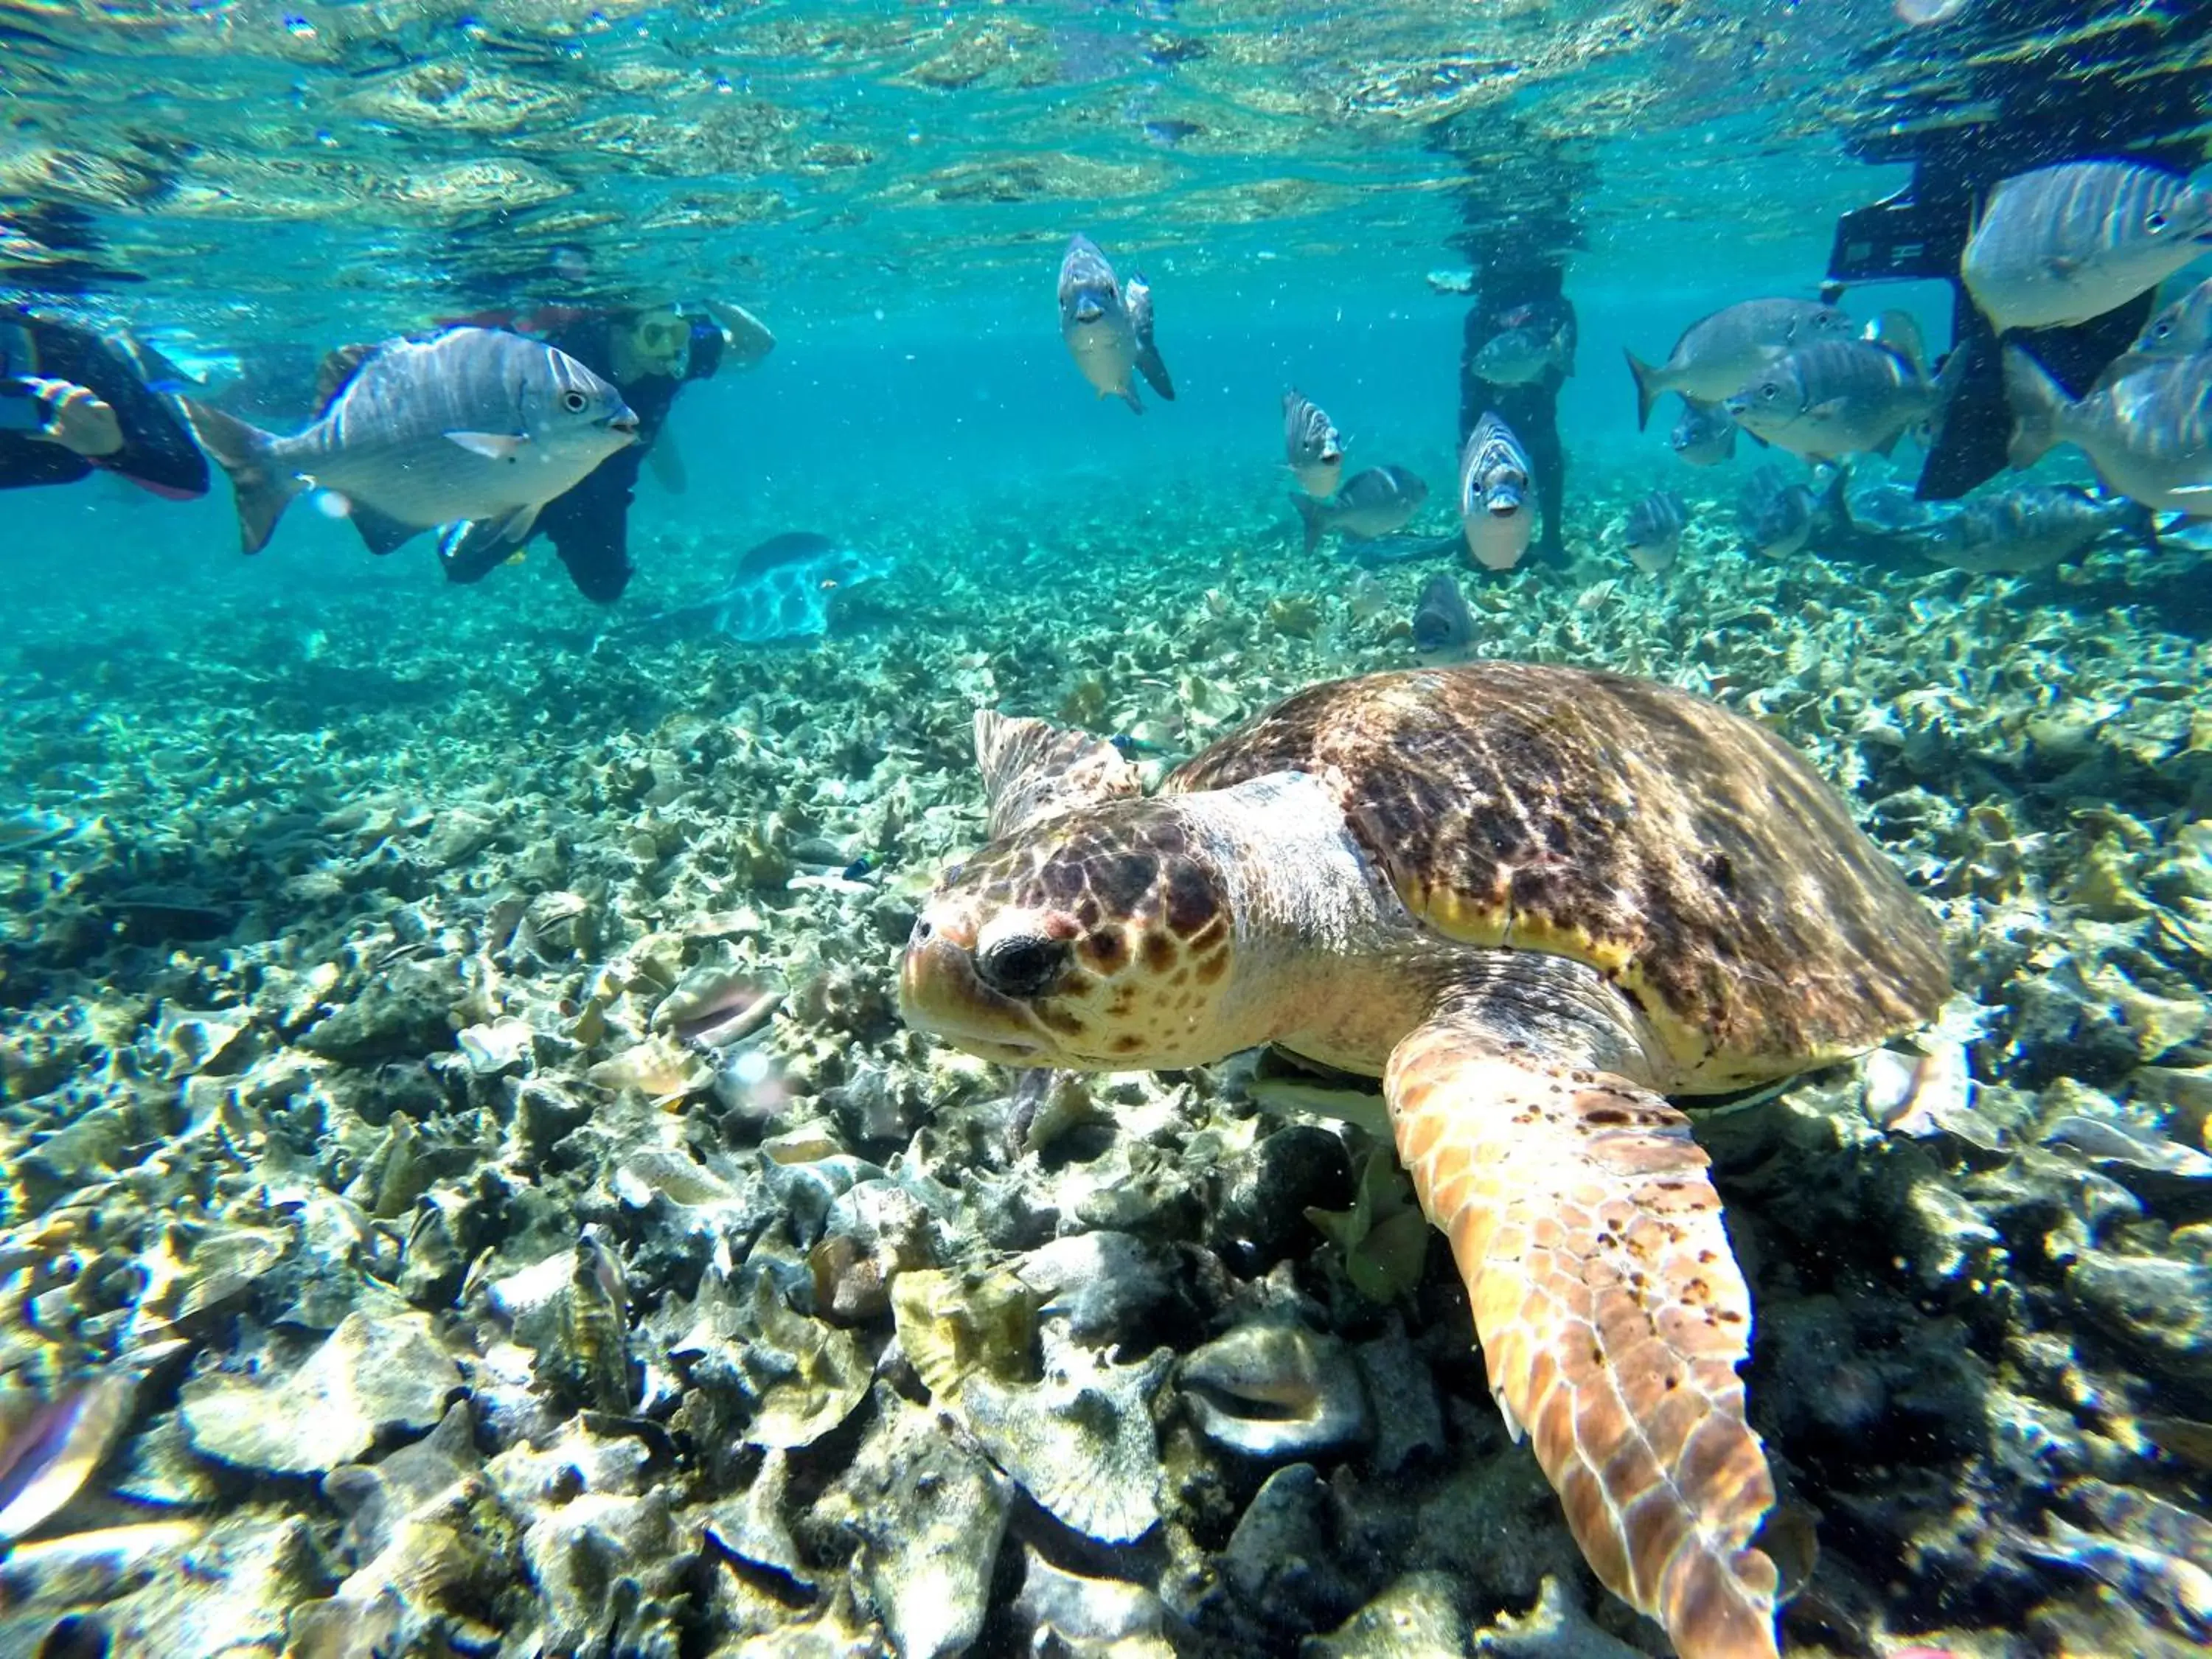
[1385,1012,1781,1659]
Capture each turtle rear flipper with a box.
[1385,1009,1781,1659]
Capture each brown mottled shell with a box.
[1164,664,1948,1085]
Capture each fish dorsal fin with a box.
[313,343,380,417]
[973,710,1141,841]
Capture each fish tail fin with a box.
[1624,349,1662,431]
[181,398,297,554]
[1290,493,1327,555]
[2000,345,2067,469]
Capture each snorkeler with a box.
[0,305,209,499]
[439,299,775,604]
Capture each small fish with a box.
[632,532,891,645]
[1963,160,2212,335]
[1626,298,1856,429]
[1921,485,2154,574]
[0,808,76,856]
[1057,234,1173,413]
[1724,328,1957,464]
[1894,0,1971,23]
[183,327,637,557]
[2006,345,2212,511]
[1410,573,1475,660]
[1425,268,1477,296]
[1669,396,1737,466]
[1457,411,1534,571]
[1472,319,1573,386]
[1290,465,1427,554]
[2132,276,2212,356]
[1622,490,1688,574]
[1283,389,1345,498]
[2011,1515,2212,1643]
[840,856,872,882]
[1738,465,1819,559]
[0,1375,134,1543]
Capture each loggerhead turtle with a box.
[899,662,1951,1659]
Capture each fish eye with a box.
[2148,210,2170,233]
[561,389,588,413]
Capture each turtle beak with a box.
[899,910,1050,1061]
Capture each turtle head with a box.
[901,799,1240,1070]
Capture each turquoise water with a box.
[4,5,2212,1658]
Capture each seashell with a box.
[735,1273,871,1450]
[179,1310,462,1475]
[822,1385,1009,1659]
[809,1180,936,1322]
[149,1004,252,1079]
[456,1017,535,1076]
[1180,1322,1372,1460]
[535,1234,636,1414]
[651,962,785,1049]
[0,1519,205,1610]
[891,1267,1040,1400]
[932,1321,1169,1545]
[586,1035,712,1102]
[1014,1545,1174,1655]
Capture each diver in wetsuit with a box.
[1437,112,1588,568]
[0,306,208,500]
[1458,275,1574,566]
[440,300,773,603]
[1824,0,2210,498]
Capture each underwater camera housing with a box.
[1823,0,2212,498]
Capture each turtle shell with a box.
[1164,663,1948,1087]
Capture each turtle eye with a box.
[561,389,588,413]
[976,933,1068,998]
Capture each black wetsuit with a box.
[1458,278,1573,564]
[0,308,208,498]
[442,312,723,603]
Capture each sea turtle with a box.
[899,663,1950,1659]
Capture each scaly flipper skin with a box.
[1385,1014,1781,1659]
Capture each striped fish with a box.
[1282,389,1345,498]
[1963,160,2212,333]
[1457,410,1534,571]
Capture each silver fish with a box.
[1457,411,1534,571]
[1895,0,1972,23]
[2133,276,2212,357]
[1626,298,1855,429]
[1669,396,1737,466]
[1410,574,1475,660]
[1283,389,1345,498]
[1290,465,1427,553]
[1724,334,1955,464]
[184,327,635,557]
[1921,485,2153,574]
[1622,490,1687,574]
[1738,465,1818,559]
[2006,345,2212,511]
[1057,234,1173,413]
[1472,321,1573,386]
[1963,160,2212,334]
